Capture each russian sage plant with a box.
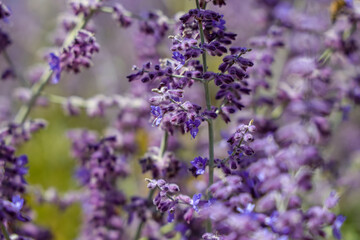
[1,0,360,239]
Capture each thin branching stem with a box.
[13,11,95,125]
[0,222,11,240]
[134,131,169,240]
[195,0,214,233]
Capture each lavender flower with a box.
[151,105,163,126]
[112,3,132,28]
[191,193,202,212]
[0,0,356,239]
[172,51,186,70]
[48,53,61,84]
[333,215,346,240]
[1,195,28,222]
[60,29,99,74]
[190,156,208,175]
[185,118,201,139]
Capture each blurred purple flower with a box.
[333,215,346,240]
[11,195,24,211]
[151,106,163,126]
[2,195,29,222]
[167,209,175,223]
[191,193,202,212]
[48,53,61,84]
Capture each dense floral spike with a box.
[127,7,254,134]
[0,122,52,239]
[68,130,128,240]
[49,29,99,83]
[247,26,284,90]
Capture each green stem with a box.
[13,11,95,125]
[159,131,169,158]
[0,222,11,240]
[195,0,213,233]
[134,131,169,240]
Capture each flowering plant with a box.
[1,0,360,239]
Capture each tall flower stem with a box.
[134,131,169,240]
[0,222,11,240]
[195,0,214,233]
[13,11,95,125]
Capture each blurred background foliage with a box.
[1,0,359,239]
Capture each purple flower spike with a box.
[172,51,185,70]
[191,156,208,175]
[186,119,201,139]
[151,105,163,126]
[333,215,346,240]
[48,53,61,84]
[191,193,202,212]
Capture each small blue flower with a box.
[333,215,346,240]
[190,156,208,175]
[186,119,201,139]
[172,51,185,70]
[167,209,175,223]
[206,198,216,207]
[11,195,24,212]
[16,155,28,183]
[3,195,29,221]
[151,106,163,126]
[48,53,61,84]
[237,203,255,214]
[75,167,91,185]
[212,18,226,31]
[191,193,201,212]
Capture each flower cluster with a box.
[68,130,128,239]
[146,179,204,224]
[49,29,99,84]
[139,147,182,179]
[111,3,132,28]
[0,123,52,239]
[69,0,102,16]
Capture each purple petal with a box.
[167,210,175,223]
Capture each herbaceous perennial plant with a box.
[0,0,359,239]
